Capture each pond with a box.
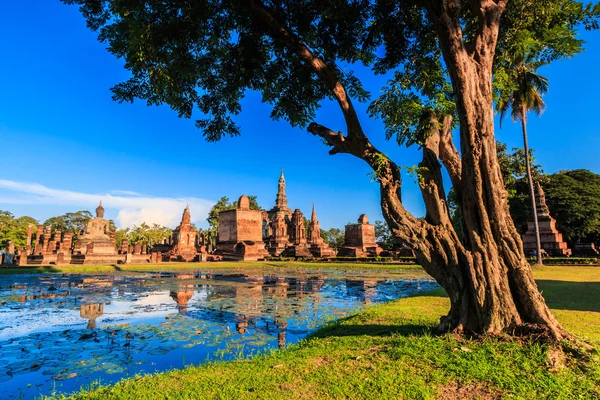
[0,266,438,399]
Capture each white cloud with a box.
[0,179,214,228]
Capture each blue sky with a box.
[1,1,599,229]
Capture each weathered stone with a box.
[266,170,293,256]
[282,209,312,257]
[18,246,27,265]
[522,183,571,257]
[216,195,269,261]
[169,205,198,261]
[338,214,383,257]
[78,202,116,256]
[307,204,335,257]
[26,224,33,254]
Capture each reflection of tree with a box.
[80,304,104,329]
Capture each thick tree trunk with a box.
[407,0,567,339]
[248,0,567,340]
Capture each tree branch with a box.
[245,0,442,249]
[438,115,462,188]
[245,0,365,140]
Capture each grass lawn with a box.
[40,265,600,399]
[0,261,423,275]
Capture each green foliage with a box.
[207,196,261,231]
[61,0,375,142]
[127,223,173,246]
[495,44,549,123]
[0,211,38,250]
[44,210,93,234]
[544,169,600,244]
[320,228,344,250]
[374,220,395,250]
[61,0,599,151]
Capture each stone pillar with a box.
[63,232,74,253]
[42,226,51,254]
[52,229,62,253]
[133,243,142,255]
[142,243,147,255]
[18,246,27,266]
[121,239,129,254]
[35,225,44,255]
[26,225,33,255]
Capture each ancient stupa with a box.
[522,183,571,256]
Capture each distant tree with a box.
[129,223,172,246]
[321,228,345,250]
[207,195,261,231]
[374,220,395,250]
[496,45,549,264]
[0,211,38,249]
[544,170,600,245]
[114,228,130,248]
[44,210,93,234]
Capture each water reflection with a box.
[0,268,437,399]
[80,304,104,329]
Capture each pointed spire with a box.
[274,167,288,210]
[311,202,317,222]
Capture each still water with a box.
[0,267,437,399]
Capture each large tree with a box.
[64,0,599,339]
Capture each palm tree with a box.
[497,49,549,265]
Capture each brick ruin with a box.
[522,183,571,257]
[167,205,200,262]
[216,170,336,260]
[216,195,270,261]
[11,172,398,266]
[338,214,383,257]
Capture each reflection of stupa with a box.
[80,304,104,329]
[170,289,194,314]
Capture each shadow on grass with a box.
[312,322,433,338]
[537,280,600,312]
[0,266,64,274]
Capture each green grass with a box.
[0,261,423,275]
[42,265,600,399]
